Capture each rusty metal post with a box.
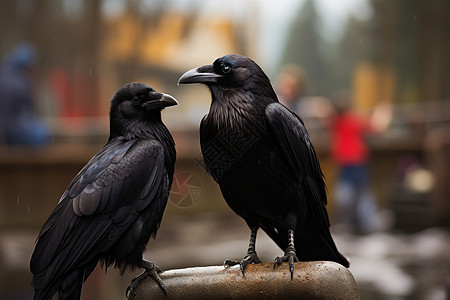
[129,262,359,300]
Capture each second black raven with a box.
[178,54,349,278]
[30,83,177,299]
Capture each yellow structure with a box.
[352,62,395,109]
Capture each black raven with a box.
[30,83,177,299]
[178,54,349,278]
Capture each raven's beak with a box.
[178,65,221,85]
[143,93,178,110]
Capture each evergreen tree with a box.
[280,0,330,95]
[331,15,370,92]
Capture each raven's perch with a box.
[30,83,177,299]
[179,54,349,279]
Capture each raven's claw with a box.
[126,260,166,298]
[273,250,299,279]
[224,253,262,277]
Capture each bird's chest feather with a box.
[200,96,301,222]
[202,117,296,221]
[201,102,269,181]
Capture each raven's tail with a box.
[294,228,350,268]
[57,269,84,300]
[33,287,59,300]
[32,274,60,300]
[33,269,87,300]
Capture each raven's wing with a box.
[30,137,167,290]
[265,103,349,267]
[265,103,329,230]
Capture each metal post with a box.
[129,261,359,300]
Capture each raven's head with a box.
[109,82,178,139]
[178,54,277,101]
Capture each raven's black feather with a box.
[30,82,177,299]
[179,54,349,270]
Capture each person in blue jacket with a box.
[0,43,49,145]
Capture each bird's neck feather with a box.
[207,88,259,131]
[109,114,170,142]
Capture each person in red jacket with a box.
[328,93,392,234]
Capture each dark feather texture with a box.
[179,54,349,270]
[30,82,177,299]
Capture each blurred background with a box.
[0,0,449,299]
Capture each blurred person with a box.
[0,43,49,145]
[275,64,307,112]
[327,91,392,234]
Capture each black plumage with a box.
[30,82,177,299]
[178,54,349,278]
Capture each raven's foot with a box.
[273,250,299,279]
[126,260,166,298]
[224,252,262,277]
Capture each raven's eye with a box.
[222,65,231,74]
[132,95,140,105]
